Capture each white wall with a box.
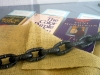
[0,0,78,6]
[37,0,79,4]
[0,0,100,6]
[0,0,33,6]
[78,0,100,2]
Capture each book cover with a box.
[23,14,63,34]
[54,18,100,52]
[78,13,100,32]
[0,15,27,25]
[42,9,70,18]
[8,10,36,18]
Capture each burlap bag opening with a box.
[0,22,100,75]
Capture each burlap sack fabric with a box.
[0,22,100,75]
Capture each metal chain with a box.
[0,32,100,69]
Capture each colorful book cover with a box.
[23,14,63,34]
[78,13,100,32]
[42,9,70,18]
[0,15,27,25]
[54,18,100,53]
[8,10,36,18]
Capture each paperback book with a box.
[0,15,27,25]
[23,14,63,34]
[78,13,100,32]
[54,18,100,52]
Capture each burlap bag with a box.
[0,22,100,75]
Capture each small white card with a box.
[78,13,100,19]
[42,9,70,18]
[78,13,100,32]
[8,10,36,17]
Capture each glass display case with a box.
[0,1,100,74]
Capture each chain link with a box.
[0,54,17,69]
[25,47,47,62]
[0,33,100,69]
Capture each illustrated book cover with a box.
[78,13,100,32]
[0,15,27,25]
[23,14,63,34]
[54,18,100,52]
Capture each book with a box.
[42,9,70,18]
[0,15,27,25]
[8,10,36,18]
[23,14,63,34]
[54,18,100,53]
[78,13,100,32]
